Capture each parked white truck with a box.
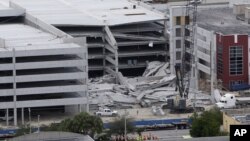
[95,108,118,117]
[216,93,250,108]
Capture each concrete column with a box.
[115,50,118,73]
[163,20,169,62]
[6,109,9,126]
[103,45,106,75]
[21,108,24,125]
[189,24,198,89]
[86,91,89,113]
[195,25,199,89]
[79,104,82,113]
[210,31,216,103]
[12,48,17,126]
[169,7,177,74]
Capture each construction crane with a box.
[181,0,201,98]
[168,0,202,113]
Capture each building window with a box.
[176,28,181,37]
[230,46,243,75]
[176,51,182,60]
[176,40,181,48]
[185,16,190,25]
[217,46,223,74]
[176,16,181,25]
[230,80,243,87]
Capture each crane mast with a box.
[177,0,201,99]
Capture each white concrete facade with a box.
[0,24,88,126]
[168,6,217,91]
[193,26,216,91]
[168,6,187,74]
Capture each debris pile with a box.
[143,61,171,77]
[88,61,212,113]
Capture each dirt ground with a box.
[0,105,214,129]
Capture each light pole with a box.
[124,109,129,141]
[28,108,31,134]
[37,115,40,133]
[125,115,127,141]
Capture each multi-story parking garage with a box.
[0,22,88,126]
[10,0,169,77]
[0,0,171,127]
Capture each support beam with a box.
[103,25,119,75]
[79,104,82,112]
[0,38,5,48]
[115,50,118,73]
[86,99,89,113]
[21,108,24,125]
[117,40,167,46]
[12,49,17,127]
[105,44,116,53]
[104,26,117,47]
[105,67,117,77]
[113,33,165,41]
[6,109,9,126]
[103,44,106,75]
[25,13,72,39]
[106,56,116,65]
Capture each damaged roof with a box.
[10,0,166,26]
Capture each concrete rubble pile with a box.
[143,61,171,77]
[88,61,212,112]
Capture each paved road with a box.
[142,129,190,141]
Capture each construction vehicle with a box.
[167,65,192,113]
[167,0,203,113]
[167,65,204,113]
[216,93,250,109]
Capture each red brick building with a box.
[196,7,250,91]
[216,34,249,90]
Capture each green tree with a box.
[15,125,30,136]
[109,116,135,135]
[190,108,223,137]
[46,112,103,138]
[59,118,73,132]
